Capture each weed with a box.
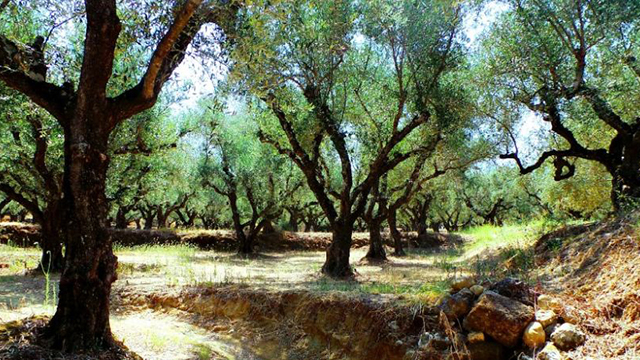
[545,237,564,252]
[40,251,57,309]
[192,343,214,360]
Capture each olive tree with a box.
[0,0,239,350]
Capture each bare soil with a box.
[1,234,462,360]
[4,217,638,359]
[534,214,640,359]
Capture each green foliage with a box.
[194,99,304,232]
[1,0,635,238]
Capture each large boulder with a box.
[489,278,536,306]
[463,291,534,348]
[550,323,586,351]
[439,288,475,320]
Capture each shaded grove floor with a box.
[1,225,547,359]
[0,245,469,359]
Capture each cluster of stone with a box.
[409,277,586,360]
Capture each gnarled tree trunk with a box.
[115,207,128,229]
[388,208,405,256]
[286,208,299,232]
[364,218,387,262]
[142,208,155,230]
[38,202,64,272]
[322,221,353,277]
[45,120,117,351]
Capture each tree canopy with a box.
[0,0,637,353]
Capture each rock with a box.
[451,277,475,291]
[439,288,475,320]
[418,332,431,349]
[212,324,230,332]
[523,321,546,348]
[537,342,563,360]
[550,323,586,351]
[463,291,535,348]
[468,331,485,343]
[537,294,563,312]
[453,332,467,349]
[470,284,485,296]
[561,305,580,324]
[403,350,416,360]
[467,341,507,360]
[536,309,558,328]
[489,278,536,306]
[418,332,451,351]
[544,323,559,338]
[430,332,451,350]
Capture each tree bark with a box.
[227,190,253,255]
[143,211,155,230]
[286,208,299,232]
[302,220,312,232]
[364,218,387,262]
[157,206,169,228]
[262,219,276,234]
[0,0,242,352]
[115,207,128,229]
[321,221,354,277]
[38,203,64,272]
[417,221,428,238]
[388,208,405,256]
[44,123,117,351]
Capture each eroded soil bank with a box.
[118,286,444,360]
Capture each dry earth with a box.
[2,217,639,359]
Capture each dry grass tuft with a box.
[535,212,640,359]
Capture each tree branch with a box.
[27,116,60,197]
[112,1,239,124]
[77,0,121,105]
[0,181,43,223]
[0,35,70,122]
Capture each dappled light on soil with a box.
[111,310,265,360]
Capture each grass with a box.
[113,243,198,260]
[0,223,545,296]
[453,222,548,283]
[458,221,542,257]
[0,222,554,358]
[0,244,40,274]
[0,223,542,307]
[111,311,240,360]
